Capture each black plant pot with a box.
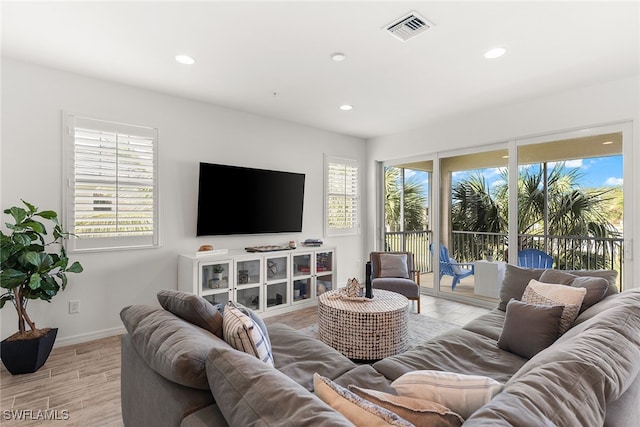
[1,328,58,375]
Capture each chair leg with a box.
[417,296,421,313]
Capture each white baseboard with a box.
[54,325,126,348]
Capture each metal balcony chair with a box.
[436,244,474,291]
[369,251,421,313]
[518,248,553,268]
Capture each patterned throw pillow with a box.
[314,374,413,426]
[522,279,587,334]
[223,302,274,367]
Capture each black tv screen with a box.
[196,162,305,236]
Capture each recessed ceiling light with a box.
[175,54,195,65]
[502,155,509,159]
[602,141,614,145]
[339,104,353,111]
[331,52,346,62]
[484,47,506,59]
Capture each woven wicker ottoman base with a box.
[317,289,409,360]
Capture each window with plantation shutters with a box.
[63,114,159,252]
[325,156,359,236]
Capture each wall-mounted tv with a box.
[196,162,305,236]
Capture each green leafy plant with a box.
[0,200,83,340]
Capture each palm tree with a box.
[384,167,428,232]
[453,161,619,268]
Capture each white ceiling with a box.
[2,1,638,139]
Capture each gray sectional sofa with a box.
[120,269,640,426]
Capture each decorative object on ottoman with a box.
[365,261,374,299]
[0,200,83,374]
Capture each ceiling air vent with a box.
[384,11,434,42]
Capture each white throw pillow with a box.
[522,279,587,334]
[223,302,274,367]
[391,370,503,419]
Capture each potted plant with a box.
[0,200,83,375]
[211,264,224,281]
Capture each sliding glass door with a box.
[517,131,625,290]
[379,122,632,305]
[383,161,433,292]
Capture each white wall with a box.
[0,58,366,344]
[366,75,640,288]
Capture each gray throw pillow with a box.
[157,290,223,338]
[497,299,564,359]
[539,270,610,312]
[379,253,409,278]
[498,265,545,311]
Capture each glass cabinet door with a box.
[315,251,334,295]
[292,252,313,303]
[235,257,262,312]
[264,254,289,310]
[200,260,232,295]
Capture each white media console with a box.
[178,246,336,316]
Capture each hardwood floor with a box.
[0,295,488,426]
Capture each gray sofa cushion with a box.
[157,289,223,338]
[120,305,231,390]
[497,299,563,359]
[268,323,357,391]
[121,334,216,427]
[538,269,610,312]
[473,289,640,427]
[332,364,397,395]
[498,265,618,311]
[462,309,505,341]
[372,277,420,298]
[498,265,544,311]
[206,346,353,426]
[373,328,527,384]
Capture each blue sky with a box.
[402,155,623,202]
[451,155,623,189]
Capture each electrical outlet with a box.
[69,300,80,314]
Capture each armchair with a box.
[369,252,421,313]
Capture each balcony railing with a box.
[384,230,624,287]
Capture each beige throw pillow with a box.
[522,279,587,334]
[314,374,413,426]
[391,370,503,419]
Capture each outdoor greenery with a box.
[451,162,621,270]
[384,160,623,276]
[452,162,619,238]
[384,167,428,232]
[0,200,83,340]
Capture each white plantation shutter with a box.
[325,156,359,236]
[64,115,159,251]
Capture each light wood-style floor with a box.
[0,295,488,426]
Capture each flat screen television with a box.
[196,162,305,236]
